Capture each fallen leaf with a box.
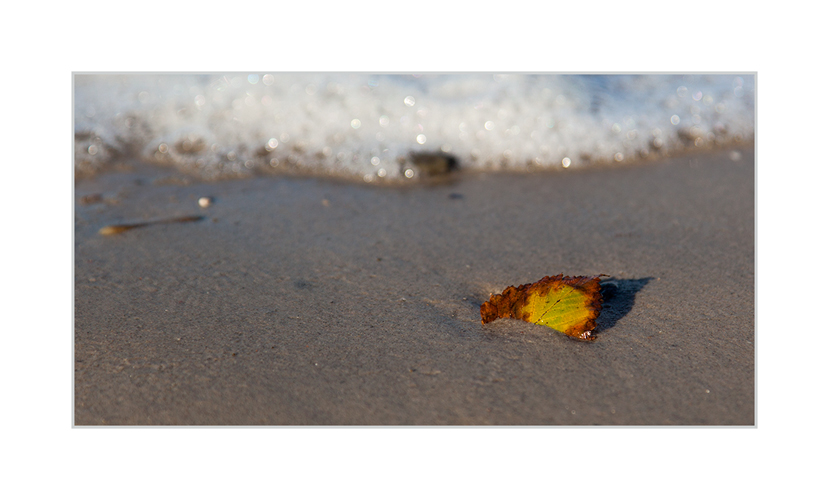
[480,274,605,341]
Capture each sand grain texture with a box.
[74,148,754,425]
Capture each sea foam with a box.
[74,73,754,181]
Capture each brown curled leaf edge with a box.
[480,274,606,341]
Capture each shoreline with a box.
[74,138,754,185]
[75,146,754,425]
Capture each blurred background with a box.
[74,74,755,181]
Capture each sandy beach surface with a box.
[74,147,754,425]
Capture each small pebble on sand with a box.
[198,197,212,208]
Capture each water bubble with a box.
[266,138,278,151]
[416,134,427,144]
[377,168,387,177]
[379,115,389,127]
[611,123,621,133]
[262,74,274,86]
[194,95,206,106]
[87,145,98,156]
[670,115,680,125]
[363,174,375,182]
[677,86,688,97]
[247,74,259,85]
[305,84,317,95]
[371,156,380,166]
[404,96,415,107]
[614,152,624,162]
[692,91,703,101]
[562,157,571,168]
[351,119,361,129]
[158,143,168,154]
[484,121,495,131]
[404,168,415,178]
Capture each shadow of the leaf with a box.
[597,277,653,333]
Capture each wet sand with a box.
[74,147,754,425]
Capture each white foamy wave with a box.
[74,73,754,181]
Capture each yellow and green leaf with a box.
[480,274,605,341]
